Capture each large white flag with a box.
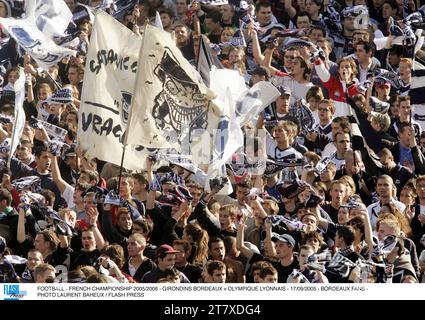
[126,25,280,170]
[126,24,216,160]
[33,0,73,38]
[78,12,156,171]
[0,1,76,70]
[8,68,26,168]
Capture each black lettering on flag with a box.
[89,49,138,75]
[81,112,92,132]
[85,101,119,115]
[92,114,102,134]
[81,112,124,140]
[99,118,114,136]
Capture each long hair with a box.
[294,56,312,80]
[184,222,209,265]
[337,57,357,82]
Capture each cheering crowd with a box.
[0,0,425,284]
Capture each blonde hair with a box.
[371,113,391,132]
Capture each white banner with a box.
[0,2,76,70]
[78,12,154,171]
[199,0,229,5]
[126,24,217,164]
[32,0,73,38]
[8,68,26,167]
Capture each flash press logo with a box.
[3,284,27,300]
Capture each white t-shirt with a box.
[271,75,314,105]
[62,185,75,209]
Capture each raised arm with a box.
[145,157,156,210]
[87,206,106,250]
[260,47,280,76]
[284,0,297,18]
[236,216,254,260]
[249,28,265,65]
[49,152,71,195]
[313,58,331,83]
[17,206,28,244]
[264,219,276,257]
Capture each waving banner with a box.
[78,12,155,171]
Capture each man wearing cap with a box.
[257,86,297,131]
[269,232,299,282]
[141,244,190,283]
[374,78,391,104]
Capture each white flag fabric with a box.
[208,69,245,175]
[32,0,73,38]
[199,0,228,5]
[0,2,76,70]
[206,87,242,195]
[8,68,26,168]
[78,12,154,171]
[126,24,216,161]
[153,11,164,30]
[235,81,280,126]
[35,119,68,142]
[126,27,278,171]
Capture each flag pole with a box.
[117,19,149,195]
[43,70,63,91]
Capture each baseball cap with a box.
[157,244,179,258]
[277,85,291,97]
[271,233,296,247]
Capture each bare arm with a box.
[284,0,297,18]
[359,207,374,256]
[260,48,279,76]
[236,217,254,260]
[0,125,9,142]
[17,207,27,244]
[249,28,265,65]
[26,74,34,103]
[87,206,106,250]
[49,152,71,195]
[58,234,69,249]
[145,157,156,210]
[264,219,276,257]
